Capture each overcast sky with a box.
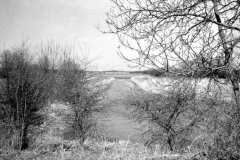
[0,0,134,71]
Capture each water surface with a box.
[103,79,145,142]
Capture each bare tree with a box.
[103,0,240,104]
[125,79,211,151]
[104,0,240,157]
[37,40,63,72]
[0,45,54,150]
[55,47,109,144]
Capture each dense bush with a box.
[125,77,240,158]
[51,48,109,144]
[0,46,54,150]
[0,42,109,151]
[125,79,199,150]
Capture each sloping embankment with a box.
[131,75,233,100]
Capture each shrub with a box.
[124,79,200,151]
[0,46,54,150]
[56,54,108,144]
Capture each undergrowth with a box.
[0,137,199,160]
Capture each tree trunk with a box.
[213,0,240,110]
[232,79,240,107]
[231,77,240,126]
[167,136,174,151]
[21,126,29,150]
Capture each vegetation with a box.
[130,69,165,77]
[103,0,240,102]
[0,45,54,150]
[58,54,109,143]
[0,42,110,155]
[125,80,196,151]
[125,77,239,156]
[104,0,240,159]
[0,138,192,160]
[1,1,240,159]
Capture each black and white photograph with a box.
[0,0,240,159]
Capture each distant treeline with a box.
[129,69,165,77]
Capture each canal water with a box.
[102,79,145,142]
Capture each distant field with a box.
[101,74,142,79]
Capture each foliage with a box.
[104,0,240,103]
[55,50,108,144]
[104,0,240,76]
[130,69,165,77]
[126,76,240,158]
[0,138,191,160]
[125,79,203,151]
[104,0,240,158]
[0,45,54,150]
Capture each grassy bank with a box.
[0,138,194,160]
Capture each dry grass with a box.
[0,138,196,160]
